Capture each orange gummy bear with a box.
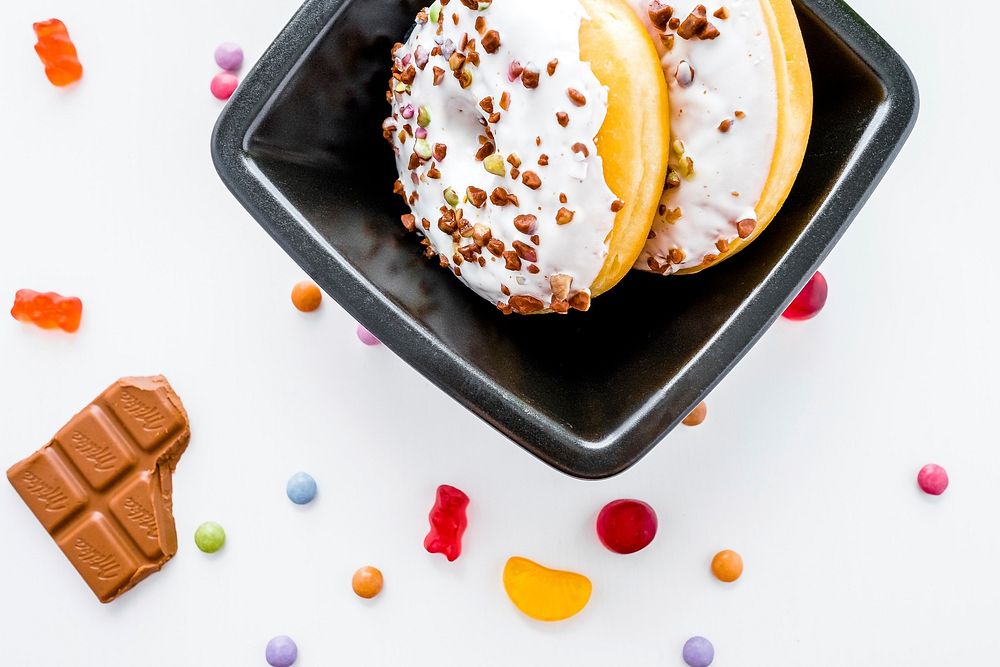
[33,19,83,86]
[11,289,83,333]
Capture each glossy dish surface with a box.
[212,0,918,478]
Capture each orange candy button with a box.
[291,281,322,312]
[683,401,708,426]
[503,556,592,622]
[352,566,384,599]
[711,549,743,583]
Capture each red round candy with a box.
[596,499,658,554]
[783,271,828,321]
[918,464,949,496]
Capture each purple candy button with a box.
[682,636,714,667]
[357,324,381,346]
[265,635,297,667]
[214,42,244,71]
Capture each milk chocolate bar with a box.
[7,376,190,603]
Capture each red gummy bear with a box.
[423,484,469,562]
[10,289,83,333]
[33,19,83,87]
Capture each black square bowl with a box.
[212,0,918,479]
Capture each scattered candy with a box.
[711,549,744,583]
[10,289,83,333]
[683,401,708,427]
[596,499,658,554]
[286,472,317,505]
[783,270,828,320]
[424,484,469,562]
[290,281,322,312]
[33,19,83,86]
[194,521,226,553]
[682,636,715,667]
[265,635,298,667]
[918,463,949,496]
[214,42,244,71]
[356,324,381,346]
[503,556,592,622]
[352,566,384,599]
[210,71,239,100]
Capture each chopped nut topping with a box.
[713,6,730,19]
[571,143,590,158]
[668,17,681,29]
[648,0,674,31]
[550,300,569,314]
[735,109,746,119]
[503,250,522,270]
[669,248,685,264]
[530,234,540,245]
[556,208,575,225]
[675,60,695,87]
[510,167,520,180]
[490,187,511,206]
[718,119,733,132]
[457,68,473,88]
[647,257,669,274]
[500,284,511,296]
[475,16,487,33]
[527,265,540,274]
[521,63,540,88]
[507,153,522,168]
[427,165,441,179]
[550,274,572,301]
[401,213,416,231]
[488,112,500,123]
[568,290,591,312]
[487,238,505,256]
[473,224,492,247]
[514,214,538,234]
[466,186,487,208]
[393,180,405,197]
[716,238,730,253]
[661,33,675,51]
[433,67,445,85]
[508,295,544,314]
[479,96,494,113]
[483,153,506,175]
[567,88,587,106]
[665,170,681,189]
[556,112,569,127]
[611,199,624,212]
[512,241,537,262]
[500,92,511,110]
[538,154,549,166]
[449,52,466,71]
[476,142,497,161]
[433,143,448,161]
[481,29,501,54]
[547,59,559,76]
[521,171,542,189]
[702,253,718,265]
[459,0,479,10]
[497,301,513,315]
[737,218,756,239]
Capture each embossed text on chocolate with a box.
[123,497,159,539]
[74,538,120,579]
[70,430,117,471]
[118,390,166,431]
[21,470,69,511]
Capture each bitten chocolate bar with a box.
[7,376,190,603]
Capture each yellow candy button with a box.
[502,556,592,622]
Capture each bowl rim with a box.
[212,0,919,479]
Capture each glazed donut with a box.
[384,0,670,314]
[629,0,812,275]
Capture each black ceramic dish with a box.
[212,0,918,479]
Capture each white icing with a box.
[629,0,778,273]
[386,0,617,310]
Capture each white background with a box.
[0,0,995,665]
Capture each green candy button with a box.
[195,521,226,553]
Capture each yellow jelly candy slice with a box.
[502,556,592,622]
